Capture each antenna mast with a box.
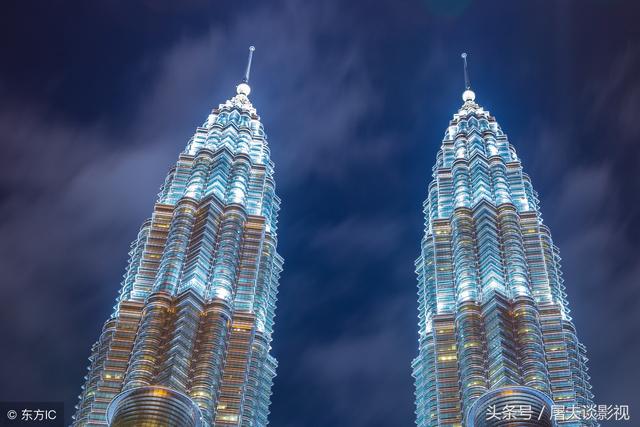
[461,52,471,90]
[244,46,255,83]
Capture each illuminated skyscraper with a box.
[412,54,595,426]
[73,47,284,427]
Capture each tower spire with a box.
[460,52,476,102]
[461,52,471,89]
[236,45,255,96]
[244,45,255,83]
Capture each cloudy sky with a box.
[1,1,639,426]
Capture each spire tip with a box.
[237,45,255,96]
[461,52,471,90]
[243,45,255,83]
[460,52,475,102]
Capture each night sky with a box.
[1,1,639,426]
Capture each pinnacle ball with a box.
[462,89,476,102]
[236,82,251,96]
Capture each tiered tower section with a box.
[412,81,595,426]
[73,48,283,427]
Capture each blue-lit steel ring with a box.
[106,386,203,427]
[466,386,555,427]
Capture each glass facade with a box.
[73,68,283,426]
[412,89,596,426]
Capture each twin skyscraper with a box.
[72,49,596,426]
